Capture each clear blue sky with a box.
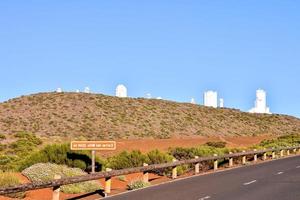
[0,1,299,117]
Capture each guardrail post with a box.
[272,150,276,159]
[242,151,246,165]
[172,159,177,179]
[143,163,149,183]
[280,149,284,157]
[253,149,257,162]
[213,154,218,170]
[105,168,112,194]
[263,152,267,161]
[194,156,200,174]
[293,148,297,153]
[287,149,290,156]
[52,175,61,200]
[229,152,233,167]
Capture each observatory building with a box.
[191,98,196,104]
[146,93,152,99]
[56,88,62,93]
[249,89,271,114]
[116,84,127,98]
[219,98,224,108]
[204,91,218,108]
[84,87,91,93]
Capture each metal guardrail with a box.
[0,146,299,196]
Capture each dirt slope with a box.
[0,92,299,139]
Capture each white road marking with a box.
[276,172,284,175]
[198,196,211,200]
[296,166,300,168]
[243,180,257,185]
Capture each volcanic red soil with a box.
[99,135,271,157]
[0,135,271,200]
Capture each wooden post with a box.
[213,154,218,170]
[143,163,149,183]
[293,148,297,153]
[91,150,96,173]
[105,168,112,194]
[194,156,200,174]
[263,152,267,161]
[272,151,276,159]
[52,175,61,200]
[242,151,246,165]
[172,159,177,179]
[229,152,233,167]
[287,149,290,156]
[253,149,257,162]
[280,150,284,157]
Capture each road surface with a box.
[106,155,300,200]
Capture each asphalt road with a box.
[105,156,300,200]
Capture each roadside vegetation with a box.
[258,134,300,148]
[19,143,104,171]
[0,132,104,172]
[0,132,43,171]
[0,172,25,198]
[22,163,101,194]
[1,133,300,173]
[127,178,151,190]
[1,132,300,193]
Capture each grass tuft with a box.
[127,178,151,190]
[0,172,25,198]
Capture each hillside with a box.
[0,92,300,140]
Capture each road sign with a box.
[71,141,116,151]
[71,141,116,173]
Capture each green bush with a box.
[205,141,227,148]
[72,159,87,170]
[192,146,229,157]
[168,145,229,160]
[0,132,44,171]
[0,154,18,171]
[19,143,103,172]
[146,149,175,176]
[22,163,101,194]
[6,132,43,158]
[168,147,196,160]
[168,145,230,172]
[14,132,42,145]
[177,164,190,176]
[259,134,300,148]
[147,149,174,164]
[0,172,25,198]
[106,150,148,170]
[127,178,150,190]
[9,139,38,155]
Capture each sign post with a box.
[71,141,116,173]
[91,150,96,173]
